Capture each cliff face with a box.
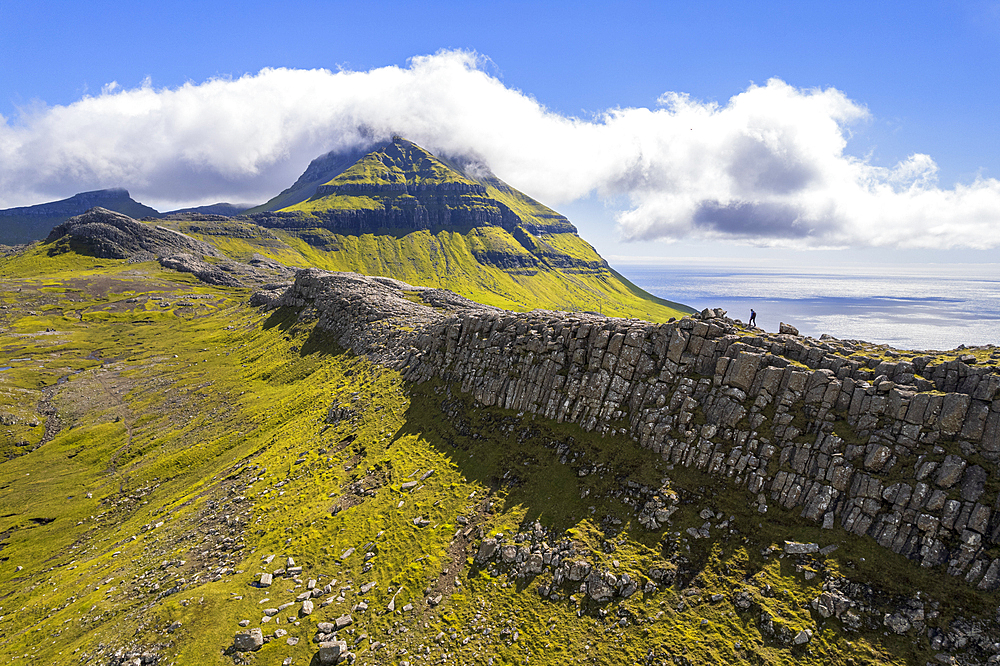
[247,186,521,236]
[250,139,576,239]
[268,269,1000,591]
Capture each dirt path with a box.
[34,380,64,450]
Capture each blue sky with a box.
[2,0,999,263]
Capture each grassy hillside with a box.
[0,246,993,665]
[242,146,379,215]
[170,138,694,321]
[167,220,688,320]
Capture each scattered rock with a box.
[779,322,799,336]
[318,639,349,664]
[783,541,819,555]
[233,628,264,652]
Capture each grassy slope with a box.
[177,138,693,321]
[171,222,689,320]
[0,247,990,665]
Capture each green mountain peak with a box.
[322,137,479,189]
[225,138,693,320]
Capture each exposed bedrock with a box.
[47,207,295,287]
[47,207,219,261]
[262,268,1000,590]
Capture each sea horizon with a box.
[616,261,1000,352]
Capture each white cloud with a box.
[2,49,999,249]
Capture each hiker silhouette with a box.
[749,309,757,327]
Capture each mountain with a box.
[163,202,254,217]
[168,137,693,321]
[1,216,999,665]
[0,138,690,319]
[0,191,255,246]
[0,188,160,244]
[242,144,375,214]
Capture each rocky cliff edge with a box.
[259,268,1000,592]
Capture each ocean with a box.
[617,263,1000,352]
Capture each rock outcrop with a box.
[46,208,295,287]
[260,268,1000,591]
[47,207,215,261]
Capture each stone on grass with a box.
[318,639,349,664]
[233,627,264,652]
[783,541,819,555]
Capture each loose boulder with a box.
[233,627,264,652]
[318,639,349,664]
[779,322,800,336]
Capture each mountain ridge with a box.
[0,189,160,244]
[0,189,257,245]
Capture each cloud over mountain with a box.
[2,49,998,249]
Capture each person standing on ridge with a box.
[749,309,757,328]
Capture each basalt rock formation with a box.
[262,268,1000,591]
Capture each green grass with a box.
[285,194,383,212]
[161,214,692,321]
[323,141,478,189]
[1,247,981,666]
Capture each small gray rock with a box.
[783,541,819,555]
